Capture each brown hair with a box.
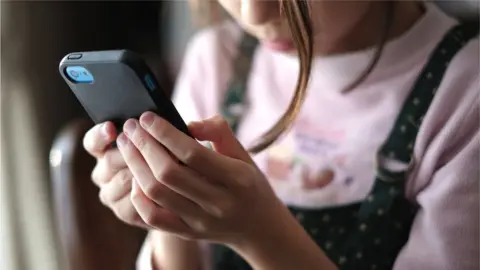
[188,0,394,154]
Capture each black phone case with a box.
[59,49,191,137]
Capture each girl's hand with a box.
[84,122,203,270]
[117,112,290,246]
[83,122,148,228]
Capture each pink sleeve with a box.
[394,98,479,269]
[170,33,208,124]
[171,21,237,125]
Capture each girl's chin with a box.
[261,39,295,53]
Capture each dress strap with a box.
[221,31,259,133]
[357,23,478,220]
[374,23,479,184]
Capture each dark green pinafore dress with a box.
[212,23,478,270]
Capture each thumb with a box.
[188,115,254,164]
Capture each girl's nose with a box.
[241,0,280,25]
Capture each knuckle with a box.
[130,186,141,201]
[82,129,94,154]
[130,214,146,227]
[98,190,109,206]
[91,164,103,186]
[144,181,163,199]
[116,169,132,188]
[115,209,134,223]
[122,218,137,227]
[113,202,137,224]
[235,176,251,189]
[245,164,258,177]
[135,135,149,152]
[103,151,115,168]
[143,212,158,227]
[91,166,99,183]
[183,146,202,164]
[123,215,141,227]
[151,168,164,183]
[189,218,212,233]
[83,124,106,155]
[82,137,90,154]
[151,120,168,138]
[216,117,230,129]
[154,163,179,185]
[236,166,257,189]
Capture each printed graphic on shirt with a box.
[264,119,353,191]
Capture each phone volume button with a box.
[144,74,156,91]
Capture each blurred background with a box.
[0,1,478,270]
[1,2,205,270]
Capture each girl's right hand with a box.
[83,121,147,228]
[83,122,204,270]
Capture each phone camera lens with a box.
[70,70,79,78]
[65,66,94,83]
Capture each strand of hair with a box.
[249,0,313,153]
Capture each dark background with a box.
[2,1,175,166]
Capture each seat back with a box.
[50,119,147,270]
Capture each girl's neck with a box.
[315,1,425,56]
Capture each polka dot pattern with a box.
[212,23,478,270]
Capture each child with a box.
[83,1,479,269]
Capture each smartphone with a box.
[59,49,191,137]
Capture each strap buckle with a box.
[374,152,416,183]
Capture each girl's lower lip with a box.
[262,40,295,52]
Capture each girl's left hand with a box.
[117,112,290,246]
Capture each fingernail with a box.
[102,123,110,139]
[124,120,137,135]
[117,133,128,147]
[140,112,155,127]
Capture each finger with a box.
[83,122,117,158]
[117,132,159,202]
[148,183,208,228]
[124,119,228,217]
[138,112,236,179]
[91,148,127,186]
[158,167,229,219]
[120,124,211,221]
[122,119,178,188]
[117,131,198,212]
[111,194,151,230]
[98,168,132,204]
[131,178,194,236]
[189,115,254,165]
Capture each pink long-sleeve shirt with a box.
[138,4,479,269]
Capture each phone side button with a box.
[144,74,156,91]
[67,53,82,60]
